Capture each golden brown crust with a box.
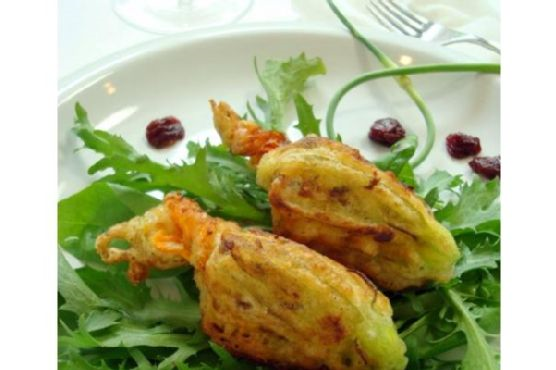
[197,225,404,369]
[210,100,289,164]
[95,202,188,283]
[95,194,407,370]
[208,101,459,291]
[257,136,461,291]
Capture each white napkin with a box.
[291,0,500,62]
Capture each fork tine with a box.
[369,0,419,37]
[367,0,410,36]
[375,0,423,35]
[366,2,395,32]
[383,0,429,27]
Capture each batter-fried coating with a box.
[209,100,289,164]
[96,202,187,283]
[212,101,460,291]
[96,194,407,370]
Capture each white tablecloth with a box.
[58,0,500,80]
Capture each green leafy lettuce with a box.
[59,161,500,370]
[250,53,326,131]
[293,93,322,136]
[436,177,500,236]
[392,174,500,370]
[58,182,160,269]
[58,246,203,368]
[60,103,276,369]
[72,104,269,225]
[417,170,463,210]
[374,135,418,187]
[58,181,267,369]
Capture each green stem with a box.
[325,63,500,165]
[327,0,500,167]
[326,0,396,69]
[404,83,436,166]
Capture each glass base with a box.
[113,0,253,34]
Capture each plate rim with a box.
[58,22,475,104]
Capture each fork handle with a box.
[442,36,500,55]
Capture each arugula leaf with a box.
[246,100,264,127]
[77,266,151,309]
[74,102,139,160]
[186,141,270,215]
[59,278,207,369]
[60,320,195,349]
[58,355,122,370]
[72,104,270,224]
[374,135,417,173]
[293,93,321,136]
[374,135,417,186]
[208,342,242,370]
[57,176,269,368]
[396,163,416,188]
[76,265,201,331]
[96,323,195,348]
[476,306,501,335]
[58,182,158,242]
[445,289,499,370]
[395,278,500,369]
[176,364,212,370]
[158,346,202,370]
[58,249,104,315]
[82,309,122,333]
[187,142,252,175]
[58,180,211,368]
[253,53,326,131]
[249,95,270,126]
[129,348,156,370]
[436,177,500,236]
[58,182,160,267]
[208,342,262,370]
[390,171,500,370]
[129,295,200,330]
[455,238,500,277]
[417,170,463,209]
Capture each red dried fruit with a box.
[446,133,481,159]
[369,118,406,147]
[469,156,500,179]
[146,116,185,149]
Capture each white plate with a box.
[58,24,499,199]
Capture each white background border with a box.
[2,1,555,369]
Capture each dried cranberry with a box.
[469,156,500,179]
[369,118,406,146]
[146,116,184,149]
[446,133,481,159]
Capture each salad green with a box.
[293,93,322,137]
[250,53,326,131]
[72,104,269,225]
[58,2,501,369]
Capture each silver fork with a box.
[367,0,500,54]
